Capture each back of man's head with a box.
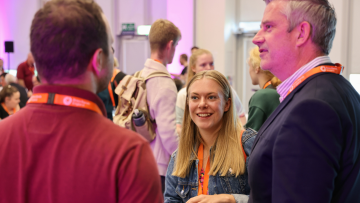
[265,0,336,55]
[30,0,109,83]
[149,19,181,54]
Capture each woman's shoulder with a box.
[176,88,187,108]
[250,88,279,105]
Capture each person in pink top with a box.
[0,0,162,203]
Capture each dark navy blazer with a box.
[248,68,360,203]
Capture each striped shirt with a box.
[277,56,332,102]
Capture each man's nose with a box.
[252,30,265,46]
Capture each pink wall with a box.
[167,0,194,74]
[0,0,38,71]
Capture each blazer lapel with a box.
[250,70,332,151]
[251,92,295,151]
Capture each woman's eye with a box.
[209,96,216,100]
[191,96,198,100]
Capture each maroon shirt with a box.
[16,61,34,90]
[0,85,163,203]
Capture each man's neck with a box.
[150,53,167,66]
[41,71,99,94]
[279,50,325,81]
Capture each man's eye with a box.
[265,25,272,29]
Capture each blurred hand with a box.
[27,90,33,98]
[186,194,236,203]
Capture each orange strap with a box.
[263,81,272,89]
[197,143,210,196]
[240,129,247,160]
[286,64,343,98]
[1,102,16,115]
[108,69,119,107]
[108,83,115,107]
[153,59,162,64]
[27,93,103,115]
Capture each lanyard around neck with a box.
[263,81,272,89]
[286,63,344,98]
[1,103,16,115]
[27,93,103,116]
[197,143,210,196]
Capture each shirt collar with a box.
[32,84,107,116]
[144,59,169,73]
[277,56,332,102]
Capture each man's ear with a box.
[296,21,312,47]
[166,40,174,50]
[91,48,103,76]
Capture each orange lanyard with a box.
[286,63,343,97]
[108,71,118,107]
[27,93,103,115]
[263,81,272,89]
[197,130,247,196]
[1,103,16,115]
[197,143,210,196]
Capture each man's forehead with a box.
[261,1,287,23]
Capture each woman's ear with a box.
[91,49,103,76]
[255,66,260,74]
[224,98,231,112]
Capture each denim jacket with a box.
[164,128,257,203]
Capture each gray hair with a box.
[5,74,17,84]
[265,0,336,55]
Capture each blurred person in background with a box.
[32,75,41,87]
[3,73,28,108]
[0,58,4,74]
[17,53,35,91]
[191,46,199,54]
[245,46,281,131]
[0,85,20,120]
[176,49,246,135]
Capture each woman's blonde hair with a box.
[186,49,212,85]
[249,47,282,88]
[172,70,245,178]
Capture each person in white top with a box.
[140,19,181,193]
[176,49,246,135]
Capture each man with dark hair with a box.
[191,46,199,54]
[140,19,181,192]
[0,1,162,202]
[248,0,360,203]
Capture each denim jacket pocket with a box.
[175,183,190,200]
[218,171,248,194]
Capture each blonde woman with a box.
[176,49,246,135]
[165,70,255,203]
[246,47,281,131]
